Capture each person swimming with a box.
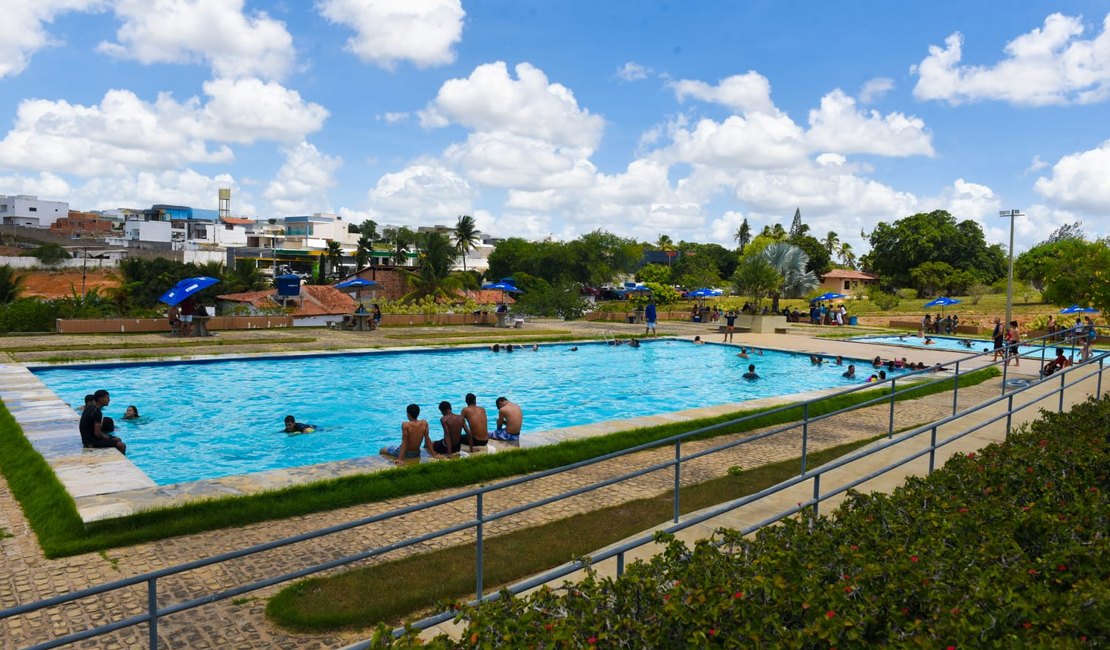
[123,405,140,420]
[284,415,316,434]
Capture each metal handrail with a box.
[0,330,1094,649]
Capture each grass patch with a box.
[0,368,998,558]
[266,435,885,631]
[0,527,12,539]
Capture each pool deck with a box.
[0,319,1047,649]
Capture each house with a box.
[216,284,356,327]
[819,269,880,297]
[0,195,68,228]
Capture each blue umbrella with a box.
[810,292,847,302]
[159,276,219,306]
[1059,304,1098,314]
[335,278,377,305]
[627,285,652,293]
[687,288,716,298]
[482,281,522,293]
[923,296,961,308]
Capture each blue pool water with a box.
[33,341,898,485]
[850,334,1044,357]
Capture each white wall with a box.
[0,256,119,269]
[183,249,226,265]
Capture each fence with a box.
[1,332,1106,649]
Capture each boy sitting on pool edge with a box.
[381,404,440,464]
[491,396,523,442]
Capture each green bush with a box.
[869,287,901,311]
[0,299,59,332]
[394,395,1110,648]
[895,287,917,300]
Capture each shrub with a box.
[0,299,58,332]
[967,282,990,305]
[395,396,1110,648]
[895,287,917,300]
[869,287,901,311]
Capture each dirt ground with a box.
[19,269,120,299]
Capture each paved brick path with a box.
[1,370,1003,649]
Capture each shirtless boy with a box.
[491,396,523,441]
[380,403,436,464]
[433,401,465,455]
[459,393,489,451]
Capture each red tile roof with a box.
[220,217,255,225]
[217,284,356,316]
[821,269,879,280]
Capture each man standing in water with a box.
[459,393,489,451]
[491,396,523,442]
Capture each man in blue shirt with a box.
[644,299,657,337]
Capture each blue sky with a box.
[1,1,1108,256]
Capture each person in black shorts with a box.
[432,401,464,455]
[991,317,1005,362]
[79,389,126,454]
[724,310,737,342]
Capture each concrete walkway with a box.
[412,357,1108,642]
[0,323,1067,649]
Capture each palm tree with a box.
[761,242,819,312]
[731,255,780,311]
[0,264,25,304]
[822,231,840,257]
[734,218,752,251]
[402,232,466,302]
[838,242,856,270]
[387,227,414,266]
[326,241,344,279]
[655,234,676,266]
[355,236,373,271]
[454,215,480,272]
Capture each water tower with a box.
[218,187,231,220]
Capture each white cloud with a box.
[671,71,777,114]
[0,171,72,199]
[379,111,411,124]
[859,77,894,104]
[708,210,747,244]
[444,132,597,190]
[0,80,326,178]
[73,169,248,214]
[1033,139,1110,212]
[365,163,473,224]
[0,0,102,79]
[806,89,934,157]
[98,0,295,80]
[616,61,651,82]
[928,178,1002,220]
[420,61,604,151]
[666,114,808,169]
[198,78,329,144]
[319,0,464,70]
[912,12,1110,105]
[263,142,342,214]
[1025,155,1049,174]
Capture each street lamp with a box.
[998,209,1024,326]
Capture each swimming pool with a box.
[33,341,900,485]
[849,334,1046,357]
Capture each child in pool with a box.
[284,415,316,434]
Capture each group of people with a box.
[379,394,524,465]
[352,303,383,328]
[991,318,1024,366]
[798,302,849,326]
[922,313,960,335]
[78,390,140,454]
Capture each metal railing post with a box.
[616,552,625,577]
[800,403,809,474]
[811,475,821,525]
[673,441,681,523]
[888,377,896,437]
[952,361,960,415]
[928,426,938,475]
[1059,373,1066,412]
[475,493,484,601]
[1001,355,1009,396]
[148,578,158,650]
[1099,357,1105,396]
[1005,394,1014,438]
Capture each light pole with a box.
[998,209,1023,326]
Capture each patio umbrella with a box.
[1059,304,1098,314]
[923,296,961,308]
[335,277,377,305]
[482,281,523,303]
[159,276,219,306]
[810,292,847,302]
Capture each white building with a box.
[0,195,69,228]
[283,213,359,250]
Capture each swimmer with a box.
[629,338,640,348]
[742,364,759,380]
[842,364,856,379]
[532,344,539,351]
[491,343,501,352]
[878,370,887,381]
[693,336,705,344]
[737,347,749,359]
[569,346,578,351]
[924,337,936,345]
[123,405,140,420]
[284,415,316,434]
[834,355,843,366]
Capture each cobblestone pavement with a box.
[0,322,1012,649]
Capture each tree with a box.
[384,226,414,266]
[1046,221,1084,244]
[402,232,465,302]
[355,236,373,271]
[673,254,722,290]
[788,208,809,238]
[734,218,752,251]
[222,259,267,294]
[760,242,818,312]
[454,215,480,272]
[325,241,344,280]
[655,234,676,266]
[358,219,379,241]
[26,244,70,266]
[909,261,955,297]
[838,242,856,270]
[788,233,831,276]
[867,210,1004,289]
[759,224,787,240]
[1037,238,1110,313]
[0,265,25,304]
[636,263,672,285]
[822,231,840,257]
[731,255,781,311]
